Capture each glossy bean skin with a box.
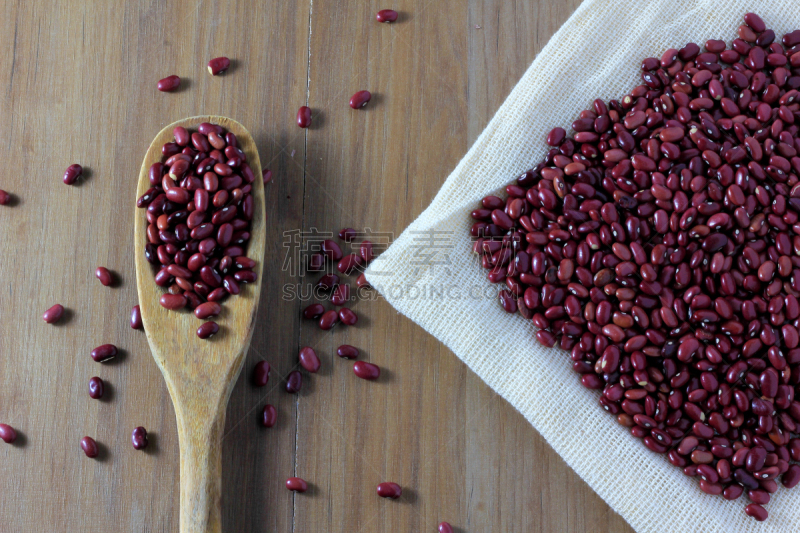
[303,304,325,319]
[131,427,148,450]
[207,57,231,76]
[337,345,359,359]
[376,9,398,22]
[0,190,10,205]
[376,482,402,499]
[339,308,358,325]
[63,163,83,185]
[285,370,303,393]
[88,377,104,399]
[299,347,321,373]
[353,361,380,380]
[157,75,180,92]
[349,90,372,109]
[319,310,339,330]
[197,321,219,339]
[297,106,312,128]
[438,523,454,533]
[253,361,271,387]
[131,305,143,329]
[80,436,99,458]
[286,477,308,492]
[91,344,118,363]
[42,304,64,324]
[95,267,113,286]
[262,405,277,428]
[0,424,17,444]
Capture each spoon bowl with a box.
[134,116,265,533]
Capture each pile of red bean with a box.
[137,123,257,339]
[471,13,800,521]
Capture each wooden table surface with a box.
[0,1,636,531]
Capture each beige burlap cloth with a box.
[364,1,800,531]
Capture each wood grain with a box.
[0,0,635,532]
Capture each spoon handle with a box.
[175,390,227,533]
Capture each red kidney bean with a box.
[337,345,359,359]
[131,305,143,329]
[376,482,402,499]
[197,321,219,339]
[234,270,257,283]
[349,90,372,109]
[88,376,104,399]
[299,347,321,373]
[303,303,325,319]
[262,405,277,428]
[253,361,271,387]
[285,370,302,393]
[160,293,187,310]
[438,523,454,533]
[91,344,117,363]
[376,9,398,22]
[0,190,10,205]
[194,301,221,319]
[353,361,380,380]
[286,477,307,492]
[331,284,350,306]
[95,267,113,286]
[339,228,357,241]
[80,436,99,458]
[297,106,312,128]
[323,239,343,261]
[131,427,148,450]
[157,75,180,92]
[42,304,64,324]
[745,503,768,521]
[357,273,371,289]
[319,310,339,330]
[63,163,83,185]
[339,308,358,326]
[207,56,230,76]
[360,240,373,263]
[338,254,364,274]
[0,424,17,444]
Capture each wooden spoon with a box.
[134,116,266,532]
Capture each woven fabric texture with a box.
[365,1,800,531]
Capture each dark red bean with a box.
[91,344,117,363]
[63,163,83,185]
[286,477,308,492]
[0,424,17,444]
[262,405,277,428]
[42,304,64,324]
[131,305,142,329]
[88,377,104,399]
[319,309,339,330]
[131,427,148,450]
[80,436,99,458]
[376,482,402,499]
[95,267,113,286]
[323,239,343,261]
[438,523,454,533]
[356,273,371,289]
[297,106,312,128]
[303,303,325,319]
[337,345,359,359]
[339,228,357,241]
[0,190,10,205]
[744,503,768,521]
[339,308,358,326]
[234,270,257,283]
[157,75,180,92]
[376,9,398,22]
[360,240,373,263]
[349,90,372,109]
[295,347,320,375]
[197,321,219,339]
[160,293,187,310]
[285,370,302,393]
[194,301,221,319]
[338,254,364,274]
[353,361,380,380]
[253,361,271,387]
[331,284,350,306]
[207,56,230,76]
